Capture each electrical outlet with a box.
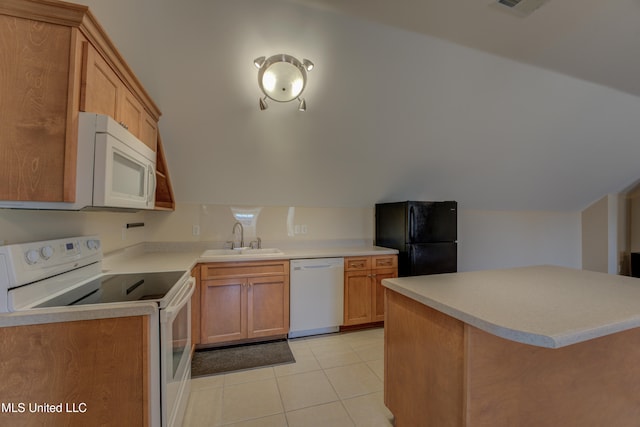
[192,225,200,236]
[294,225,301,234]
[301,224,308,234]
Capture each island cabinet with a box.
[0,315,151,427]
[0,0,169,206]
[199,260,290,346]
[343,255,397,326]
[383,267,640,427]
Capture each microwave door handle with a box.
[148,165,156,206]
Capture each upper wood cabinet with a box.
[154,134,176,211]
[0,0,167,204]
[81,43,158,150]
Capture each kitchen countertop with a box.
[382,265,640,348]
[0,242,396,327]
[103,244,398,274]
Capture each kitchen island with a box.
[381,265,640,427]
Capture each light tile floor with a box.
[182,327,394,427]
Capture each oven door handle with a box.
[161,277,195,324]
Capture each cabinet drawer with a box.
[200,260,289,280]
[372,255,397,269]
[344,257,371,271]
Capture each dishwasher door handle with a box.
[296,264,336,270]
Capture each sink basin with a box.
[239,248,284,255]
[201,249,237,257]
[201,248,284,257]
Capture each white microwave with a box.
[0,113,156,211]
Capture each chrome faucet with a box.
[232,221,244,248]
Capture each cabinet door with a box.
[344,270,373,326]
[0,16,72,202]
[247,275,289,338]
[372,268,397,322]
[119,89,143,139]
[81,42,120,119]
[200,278,247,344]
[140,110,158,151]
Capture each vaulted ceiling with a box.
[287,0,640,98]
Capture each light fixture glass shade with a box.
[255,54,313,110]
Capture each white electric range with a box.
[0,236,194,427]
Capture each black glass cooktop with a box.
[36,271,186,307]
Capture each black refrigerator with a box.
[375,201,457,277]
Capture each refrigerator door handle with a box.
[409,205,414,242]
[408,245,413,275]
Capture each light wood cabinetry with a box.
[0,316,150,426]
[0,0,171,206]
[0,12,79,202]
[343,255,397,326]
[384,289,640,427]
[199,260,290,345]
[154,134,176,211]
[81,43,158,151]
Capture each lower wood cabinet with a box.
[199,260,290,345]
[0,316,150,426]
[344,255,397,326]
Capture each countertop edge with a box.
[0,302,158,328]
[382,269,640,349]
[382,280,560,348]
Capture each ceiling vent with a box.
[495,0,550,17]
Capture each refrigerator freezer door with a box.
[407,242,457,276]
[408,201,457,243]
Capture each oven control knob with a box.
[86,240,100,250]
[25,249,40,265]
[40,246,54,260]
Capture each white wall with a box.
[0,209,146,253]
[143,203,373,247]
[581,194,626,274]
[73,0,640,212]
[143,203,582,271]
[458,209,581,272]
[3,0,604,270]
[629,187,640,253]
[0,202,581,271]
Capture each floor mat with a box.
[191,339,295,377]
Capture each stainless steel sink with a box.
[201,248,284,257]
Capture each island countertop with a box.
[381,265,640,348]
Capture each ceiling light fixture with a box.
[254,54,313,112]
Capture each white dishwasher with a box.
[289,258,344,338]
